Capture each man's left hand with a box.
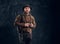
[30,23,34,27]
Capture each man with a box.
[14,4,36,44]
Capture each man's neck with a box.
[24,12,30,15]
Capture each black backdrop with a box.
[0,0,56,44]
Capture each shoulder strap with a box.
[20,14,24,23]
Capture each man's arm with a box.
[30,15,36,28]
[14,15,25,27]
[14,15,30,27]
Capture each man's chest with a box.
[21,15,32,23]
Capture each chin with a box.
[26,12,29,13]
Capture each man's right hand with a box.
[24,23,30,27]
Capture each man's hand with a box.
[24,23,30,27]
[29,23,34,27]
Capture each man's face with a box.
[24,7,31,13]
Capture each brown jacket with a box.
[14,14,36,34]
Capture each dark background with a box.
[0,0,56,44]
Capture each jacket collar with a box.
[23,12,31,16]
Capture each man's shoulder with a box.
[16,14,23,17]
[16,14,20,17]
[30,15,35,19]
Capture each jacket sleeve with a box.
[31,15,36,28]
[14,15,25,27]
[14,15,21,26]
